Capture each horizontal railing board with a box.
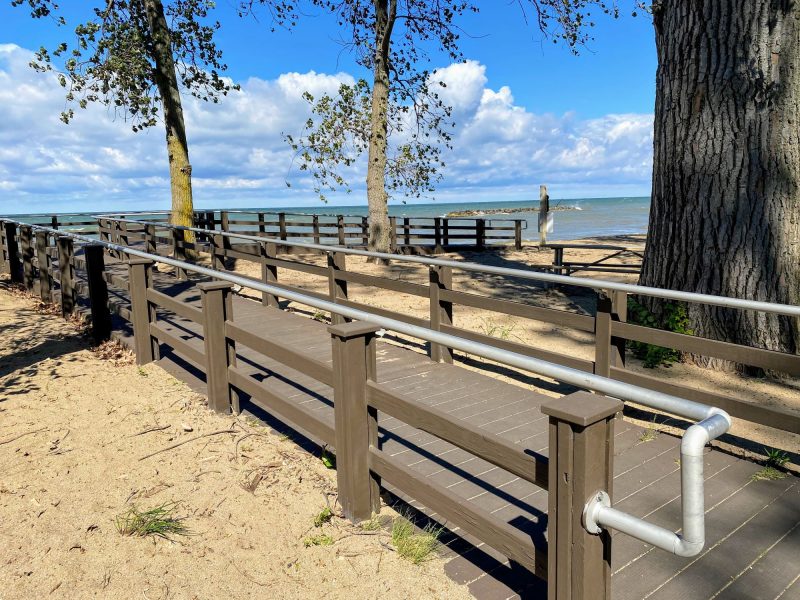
[149,322,206,368]
[439,324,595,373]
[228,366,335,446]
[369,447,547,579]
[612,321,800,375]
[146,288,203,323]
[335,270,429,298]
[609,366,800,434]
[440,288,595,332]
[335,298,430,329]
[226,321,333,386]
[367,380,548,489]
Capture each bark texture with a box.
[640,1,800,363]
[365,0,396,256]
[143,0,195,240]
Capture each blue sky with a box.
[0,1,656,213]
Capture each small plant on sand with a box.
[311,309,329,323]
[752,448,791,481]
[478,317,516,341]
[115,503,188,539]
[637,417,659,443]
[303,533,334,547]
[320,446,336,469]
[314,507,333,528]
[390,515,441,565]
[360,515,383,531]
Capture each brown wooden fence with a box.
[91,216,800,438]
[0,217,634,598]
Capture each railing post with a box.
[442,218,449,247]
[313,215,320,244]
[98,219,110,243]
[403,217,411,246]
[51,215,59,230]
[84,244,112,343]
[514,220,523,250]
[337,215,345,245]
[56,236,75,317]
[594,291,626,377]
[328,321,381,522]
[220,211,230,232]
[0,220,6,274]
[172,227,187,280]
[3,222,21,283]
[361,216,369,246]
[128,258,157,365]
[257,211,266,236]
[35,231,52,303]
[389,216,397,252]
[542,392,620,600]
[20,225,34,292]
[429,265,453,363]
[434,217,442,252]
[279,212,287,241]
[145,223,157,254]
[328,251,348,325]
[211,233,225,270]
[199,281,238,414]
[260,241,280,308]
[476,219,486,250]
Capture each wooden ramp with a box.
[84,264,799,600]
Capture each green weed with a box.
[314,507,333,528]
[115,503,188,539]
[390,516,441,565]
[320,446,336,469]
[627,299,693,368]
[751,466,787,482]
[303,533,334,547]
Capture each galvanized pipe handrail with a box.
[4,219,732,557]
[101,215,800,318]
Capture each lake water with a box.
[9,196,650,242]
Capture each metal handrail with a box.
[101,215,800,318]
[5,219,733,557]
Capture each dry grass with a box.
[93,340,136,366]
[115,503,189,539]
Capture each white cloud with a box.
[0,44,652,214]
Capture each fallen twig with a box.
[138,429,238,461]
[129,424,170,437]
[0,427,48,446]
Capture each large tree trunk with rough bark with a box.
[143,0,195,242]
[639,1,800,367]
[365,0,395,257]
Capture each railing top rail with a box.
[199,208,526,222]
[98,216,800,319]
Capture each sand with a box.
[0,281,474,600]
[226,236,799,464]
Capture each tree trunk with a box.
[639,1,800,369]
[143,0,195,244]
[365,0,396,258]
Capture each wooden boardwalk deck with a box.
[76,263,800,600]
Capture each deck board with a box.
[86,264,798,600]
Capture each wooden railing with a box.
[0,217,630,598]
[87,216,800,438]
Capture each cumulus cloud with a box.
[0,44,652,214]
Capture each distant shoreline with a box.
[445,206,579,217]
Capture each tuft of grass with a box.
[751,466,787,482]
[313,507,333,528]
[360,515,383,531]
[311,309,329,323]
[303,533,334,547]
[390,516,441,565]
[638,419,659,443]
[478,317,516,341]
[115,503,189,539]
[765,448,790,468]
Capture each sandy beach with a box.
[0,279,473,600]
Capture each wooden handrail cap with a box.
[328,321,381,339]
[541,392,622,426]
[197,280,234,292]
[127,257,154,266]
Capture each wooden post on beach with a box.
[328,321,381,522]
[4,222,21,284]
[128,258,157,365]
[389,216,397,252]
[20,226,34,292]
[429,265,453,364]
[84,244,112,343]
[542,392,618,600]
[328,250,348,325]
[199,281,238,414]
[279,212,287,241]
[35,231,52,303]
[313,215,321,244]
[56,235,75,317]
[539,185,550,247]
[514,220,523,250]
[260,241,280,309]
